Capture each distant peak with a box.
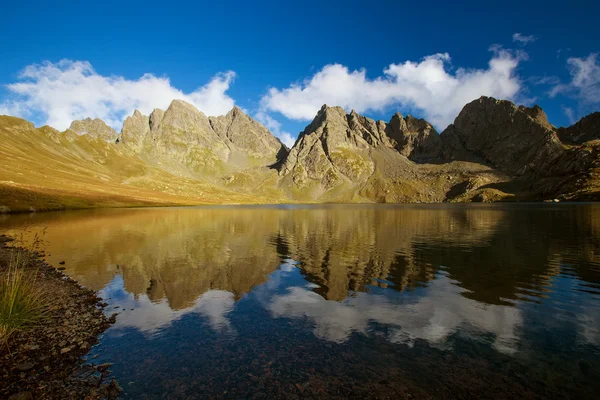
[227,105,245,118]
[168,99,195,109]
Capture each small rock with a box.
[15,362,35,372]
[60,347,72,354]
[97,362,113,372]
[59,261,66,265]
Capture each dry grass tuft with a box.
[0,234,49,346]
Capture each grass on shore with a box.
[0,239,48,346]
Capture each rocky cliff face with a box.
[385,113,443,161]
[279,106,376,194]
[438,97,600,200]
[120,100,287,175]
[69,118,118,142]
[278,105,450,199]
[440,97,565,176]
[557,112,600,144]
[209,106,287,162]
[278,97,600,202]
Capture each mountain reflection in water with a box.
[1,204,599,399]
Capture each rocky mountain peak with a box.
[227,105,244,117]
[441,97,564,175]
[209,106,287,163]
[518,104,554,130]
[384,113,442,162]
[557,112,600,144]
[120,110,150,151]
[69,117,118,142]
[149,108,164,131]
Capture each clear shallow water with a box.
[1,204,599,399]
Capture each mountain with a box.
[557,112,600,145]
[0,97,599,212]
[69,118,119,142]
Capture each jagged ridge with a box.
[0,96,599,212]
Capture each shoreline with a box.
[0,235,122,399]
[0,197,591,216]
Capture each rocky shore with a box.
[0,235,122,399]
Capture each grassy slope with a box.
[0,116,280,212]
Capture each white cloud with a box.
[255,110,296,147]
[512,33,537,45]
[562,106,576,125]
[259,48,524,129]
[1,59,237,130]
[551,53,600,104]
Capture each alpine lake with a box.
[1,203,599,399]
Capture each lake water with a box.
[1,204,599,399]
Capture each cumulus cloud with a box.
[254,111,296,148]
[551,53,600,104]
[512,33,537,45]
[260,48,524,129]
[1,59,237,130]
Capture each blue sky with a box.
[1,0,598,146]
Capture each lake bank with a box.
[0,235,121,399]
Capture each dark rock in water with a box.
[59,261,66,265]
[105,378,123,397]
[108,313,118,324]
[579,360,591,376]
[97,362,113,372]
[70,365,103,386]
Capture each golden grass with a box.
[0,248,48,345]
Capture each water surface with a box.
[1,204,599,399]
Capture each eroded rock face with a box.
[517,105,554,131]
[557,112,600,144]
[119,100,286,174]
[279,106,377,191]
[69,118,118,142]
[385,113,443,161]
[209,106,287,164]
[120,110,150,152]
[440,97,565,175]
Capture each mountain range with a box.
[1,96,599,212]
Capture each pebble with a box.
[15,362,35,372]
[97,362,113,372]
